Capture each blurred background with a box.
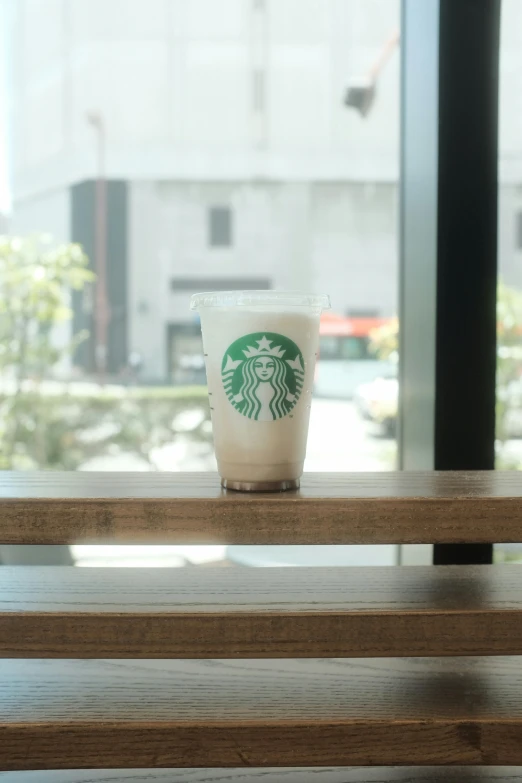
[0,0,518,566]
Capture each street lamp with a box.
[344,29,400,117]
[86,111,109,380]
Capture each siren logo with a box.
[221,332,305,421]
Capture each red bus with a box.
[315,312,396,398]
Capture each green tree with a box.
[368,317,399,361]
[0,234,93,467]
[0,234,92,381]
[369,284,522,451]
[496,282,522,444]
[0,234,213,471]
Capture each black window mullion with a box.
[433,0,501,566]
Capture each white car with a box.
[355,375,398,436]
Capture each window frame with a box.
[400,0,500,566]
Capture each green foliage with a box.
[0,234,93,381]
[0,386,211,471]
[0,235,94,467]
[496,282,522,444]
[367,283,522,453]
[368,317,399,361]
[0,234,212,470]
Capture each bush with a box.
[0,235,213,470]
[0,384,211,470]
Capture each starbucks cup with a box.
[190,291,330,491]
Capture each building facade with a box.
[3,0,522,381]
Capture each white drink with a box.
[190,291,330,491]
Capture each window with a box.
[320,336,371,362]
[170,278,270,292]
[1,0,400,569]
[208,207,232,248]
[347,308,380,318]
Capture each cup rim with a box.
[190,290,331,310]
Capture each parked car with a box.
[355,375,398,437]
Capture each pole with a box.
[87,112,109,380]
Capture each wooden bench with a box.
[1,471,522,774]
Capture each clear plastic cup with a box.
[190,290,330,491]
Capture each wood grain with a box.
[0,471,521,544]
[2,658,522,769]
[3,565,522,657]
[1,769,522,782]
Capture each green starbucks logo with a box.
[222,332,305,421]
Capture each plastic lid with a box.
[190,290,331,310]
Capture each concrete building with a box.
[2,0,521,381]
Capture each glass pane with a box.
[0,0,400,567]
[496,0,522,561]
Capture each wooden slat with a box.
[2,657,522,769]
[1,769,522,782]
[0,471,521,545]
[3,565,522,658]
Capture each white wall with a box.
[9,0,522,192]
[498,184,522,291]
[311,183,397,315]
[499,0,522,180]
[9,0,401,197]
[9,186,70,238]
[128,178,397,379]
[128,180,319,378]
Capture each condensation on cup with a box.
[190,290,330,492]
